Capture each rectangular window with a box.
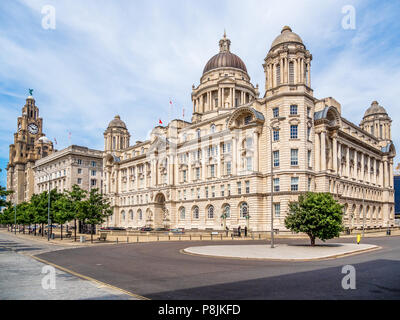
[210,165,215,177]
[237,182,242,195]
[197,188,201,199]
[178,191,181,200]
[273,151,280,167]
[91,179,97,187]
[273,178,280,192]
[308,150,312,167]
[77,159,82,165]
[273,107,279,118]
[290,125,298,139]
[221,185,225,197]
[91,170,97,176]
[183,170,187,182]
[77,178,82,184]
[273,129,280,141]
[196,167,200,180]
[246,157,253,171]
[291,149,298,166]
[308,178,312,191]
[205,187,209,199]
[245,181,250,194]
[183,189,187,200]
[291,177,299,191]
[290,105,298,115]
[91,161,97,167]
[227,184,231,196]
[226,162,232,175]
[307,127,311,140]
[274,203,281,218]
[307,107,311,118]
[211,186,215,198]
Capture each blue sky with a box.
[1,0,400,188]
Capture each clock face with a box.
[28,123,38,134]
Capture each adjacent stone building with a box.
[34,145,103,195]
[103,27,396,231]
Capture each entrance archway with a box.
[154,193,168,228]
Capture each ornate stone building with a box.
[103,27,396,231]
[33,145,103,195]
[6,95,54,204]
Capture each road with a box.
[0,231,135,300]
[32,235,400,300]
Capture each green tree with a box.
[77,188,112,243]
[285,192,344,246]
[0,168,13,209]
[53,191,77,240]
[0,202,14,229]
[67,185,88,241]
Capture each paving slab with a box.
[183,243,379,261]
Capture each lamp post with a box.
[362,188,365,238]
[266,124,274,248]
[38,168,51,241]
[14,203,16,235]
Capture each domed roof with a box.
[38,136,51,144]
[364,101,388,117]
[108,115,127,129]
[203,32,248,75]
[271,26,304,49]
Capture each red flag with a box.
[159,119,163,125]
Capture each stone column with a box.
[307,63,311,87]
[346,147,350,178]
[232,136,237,175]
[253,130,259,172]
[384,160,389,188]
[321,131,326,171]
[333,136,338,173]
[315,132,320,172]
[188,153,192,182]
[202,148,206,180]
[379,161,384,187]
[361,153,365,182]
[367,156,371,183]
[390,160,393,188]
[337,142,342,175]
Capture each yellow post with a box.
[357,234,361,245]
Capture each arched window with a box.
[276,64,281,85]
[180,207,186,220]
[138,209,142,220]
[210,124,216,134]
[208,205,214,219]
[223,204,230,218]
[129,210,133,220]
[121,211,126,221]
[193,206,199,219]
[289,61,294,84]
[240,202,248,218]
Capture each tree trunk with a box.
[74,219,77,242]
[91,224,94,243]
[41,223,44,237]
[310,236,316,247]
[61,224,63,241]
[34,224,37,236]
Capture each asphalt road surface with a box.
[35,236,400,300]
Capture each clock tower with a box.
[6,93,54,204]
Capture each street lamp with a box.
[265,124,275,249]
[38,168,51,241]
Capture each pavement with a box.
[0,231,137,300]
[183,243,379,261]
